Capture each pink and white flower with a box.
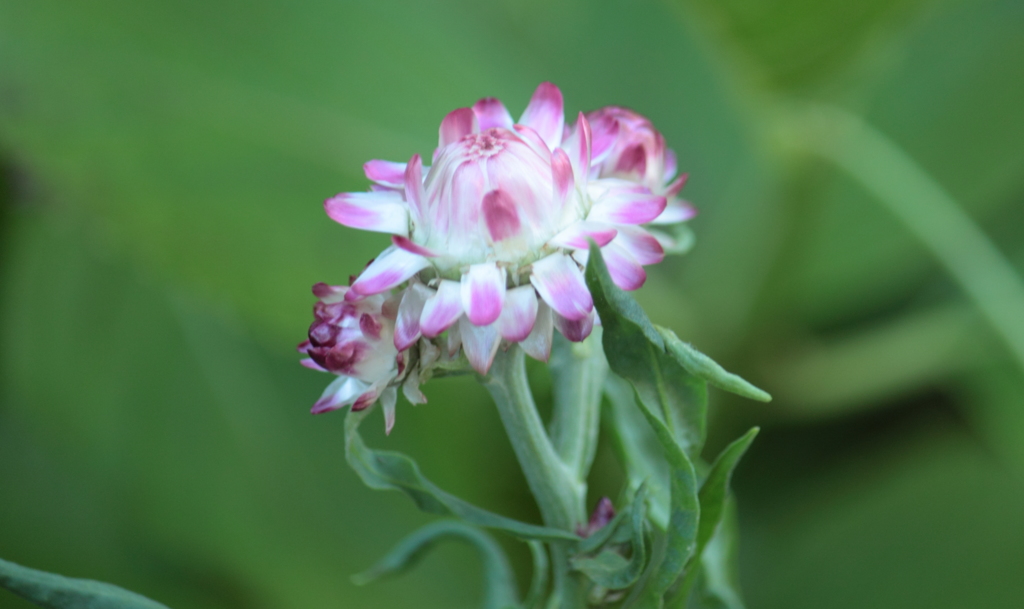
[323,83,689,374]
[298,282,405,431]
[586,106,697,231]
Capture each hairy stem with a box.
[548,329,607,484]
[482,345,587,607]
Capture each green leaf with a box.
[669,428,758,608]
[692,499,746,609]
[584,241,708,458]
[0,557,169,609]
[352,520,519,609]
[603,375,671,529]
[655,327,771,403]
[694,429,758,554]
[571,486,649,590]
[629,390,701,608]
[585,242,702,606]
[344,407,578,543]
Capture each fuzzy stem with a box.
[548,329,607,484]
[482,345,587,607]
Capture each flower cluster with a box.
[300,83,694,427]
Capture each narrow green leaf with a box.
[695,429,758,553]
[585,241,707,458]
[630,391,701,608]
[0,557,169,609]
[655,327,771,403]
[522,541,549,609]
[669,429,758,607]
[344,407,578,542]
[571,486,649,590]
[604,375,671,529]
[694,499,746,609]
[352,520,519,609]
[585,242,701,606]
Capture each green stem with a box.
[548,329,607,484]
[482,345,588,607]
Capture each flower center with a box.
[464,130,506,160]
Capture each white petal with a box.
[348,246,431,299]
[325,192,410,235]
[311,376,369,414]
[520,301,553,362]
[614,226,665,266]
[395,283,432,351]
[548,221,618,250]
[530,253,593,321]
[461,263,507,326]
[518,82,565,150]
[402,367,427,405]
[459,316,500,374]
[602,242,647,291]
[420,280,463,337]
[473,97,514,130]
[496,286,539,342]
[381,387,398,435]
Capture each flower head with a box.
[321,83,692,375]
[587,106,696,226]
[298,283,404,429]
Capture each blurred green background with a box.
[2,0,1023,607]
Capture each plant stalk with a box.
[482,345,588,607]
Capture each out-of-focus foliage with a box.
[2,0,1023,607]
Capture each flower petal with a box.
[404,154,425,220]
[520,301,553,361]
[497,286,539,342]
[518,82,564,150]
[482,189,522,242]
[473,97,514,130]
[602,242,647,290]
[420,280,464,337]
[395,283,432,350]
[300,358,327,372]
[588,112,620,165]
[461,263,506,326]
[663,149,678,183]
[446,319,462,357]
[513,124,553,162]
[551,148,574,209]
[548,220,618,250]
[459,316,500,374]
[554,309,595,342]
[392,235,441,257]
[614,225,665,266]
[311,376,370,414]
[325,192,410,235]
[348,246,431,299]
[439,107,478,147]
[402,367,427,405]
[561,112,591,189]
[381,387,398,435]
[364,160,407,187]
[665,172,688,197]
[650,199,697,224]
[530,253,593,321]
[587,181,667,225]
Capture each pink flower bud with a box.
[299,283,399,415]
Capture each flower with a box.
[323,83,688,374]
[586,106,696,232]
[298,282,405,431]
